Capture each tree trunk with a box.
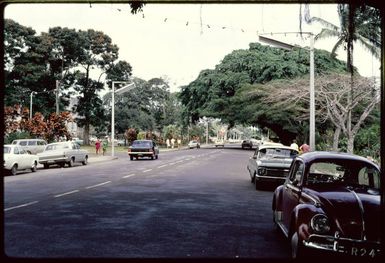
[332,126,341,151]
[83,124,90,145]
[347,132,354,154]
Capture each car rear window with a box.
[45,144,69,151]
[4,146,11,153]
[132,141,152,147]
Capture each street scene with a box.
[3,2,383,260]
[4,146,290,258]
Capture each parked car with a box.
[3,144,39,176]
[37,141,89,168]
[188,140,200,149]
[128,140,159,160]
[11,138,47,154]
[71,137,84,146]
[214,139,225,147]
[272,151,381,258]
[241,139,253,149]
[247,144,298,189]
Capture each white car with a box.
[188,140,200,149]
[3,144,39,175]
[37,141,89,169]
[214,140,225,147]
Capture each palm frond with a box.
[356,35,381,59]
[331,38,345,57]
[315,28,341,41]
[309,16,339,31]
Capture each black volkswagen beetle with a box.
[272,151,381,258]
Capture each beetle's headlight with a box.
[311,214,331,234]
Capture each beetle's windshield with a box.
[307,160,380,190]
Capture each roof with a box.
[298,151,377,166]
[258,144,298,152]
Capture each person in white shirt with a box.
[290,139,299,151]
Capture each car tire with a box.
[68,158,74,167]
[255,179,261,190]
[11,164,17,175]
[82,156,88,165]
[31,162,37,172]
[151,155,154,160]
[43,164,49,169]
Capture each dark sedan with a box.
[272,151,381,258]
[241,140,253,149]
[128,140,159,160]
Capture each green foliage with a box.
[179,42,347,142]
[4,131,31,144]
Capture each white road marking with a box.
[123,174,135,178]
[143,169,152,173]
[4,201,39,212]
[85,181,111,189]
[54,190,79,198]
[157,165,167,168]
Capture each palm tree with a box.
[307,4,380,73]
[304,4,381,153]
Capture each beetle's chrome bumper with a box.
[304,233,381,258]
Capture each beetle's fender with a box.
[291,204,324,240]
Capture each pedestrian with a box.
[102,138,108,156]
[166,138,170,149]
[299,143,310,153]
[177,138,181,150]
[95,138,101,155]
[290,139,299,151]
[171,138,175,149]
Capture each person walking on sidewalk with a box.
[166,138,170,149]
[95,138,101,155]
[102,138,108,156]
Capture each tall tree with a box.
[306,4,381,152]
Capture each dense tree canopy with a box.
[179,42,347,144]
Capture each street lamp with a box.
[111,81,136,157]
[258,33,315,150]
[30,91,37,119]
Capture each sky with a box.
[4,3,381,93]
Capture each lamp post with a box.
[111,81,136,157]
[259,32,315,150]
[30,91,37,119]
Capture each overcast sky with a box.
[4,3,381,92]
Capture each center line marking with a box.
[143,169,152,173]
[4,201,39,212]
[123,174,135,178]
[54,190,79,198]
[157,165,167,168]
[85,181,111,189]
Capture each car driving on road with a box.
[3,144,39,175]
[188,140,200,149]
[37,141,89,168]
[128,140,159,160]
[272,152,381,258]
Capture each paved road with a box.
[3,147,290,258]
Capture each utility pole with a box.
[56,80,59,115]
